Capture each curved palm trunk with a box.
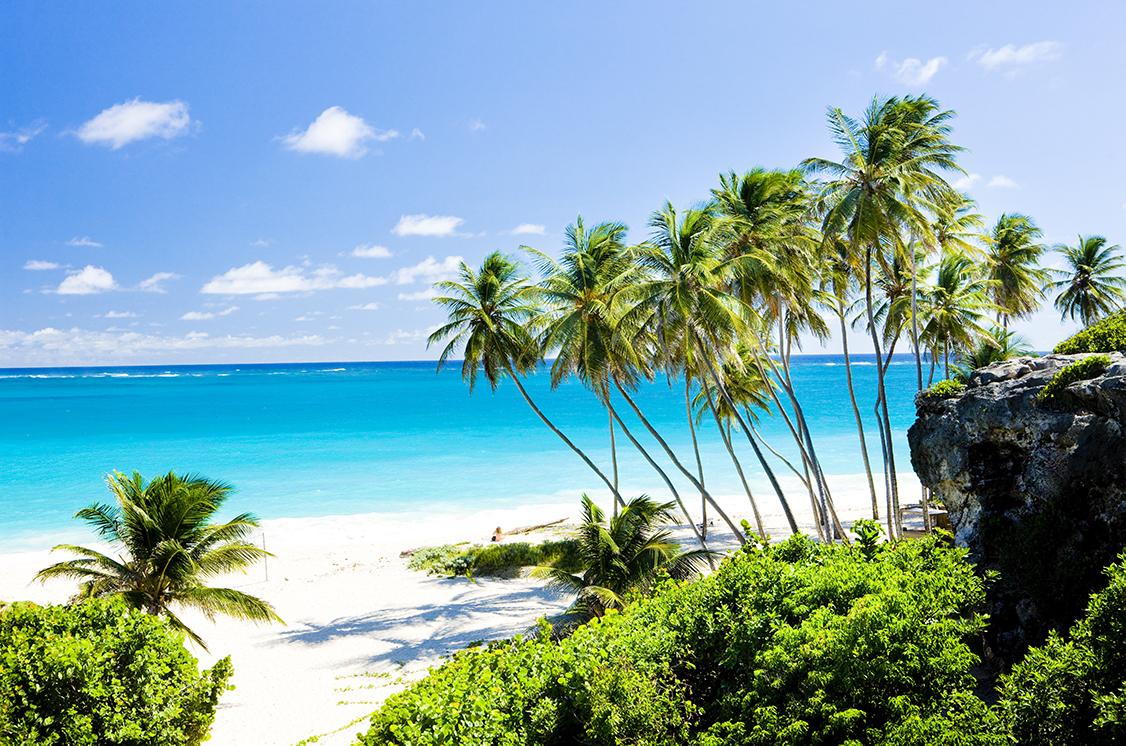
[505,366,625,509]
[838,297,880,521]
[609,408,619,518]
[703,385,766,540]
[695,339,801,535]
[750,421,810,488]
[612,379,745,544]
[684,376,708,539]
[865,247,901,538]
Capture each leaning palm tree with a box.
[538,494,713,619]
[430,251,625,508]
[987,213,1048,328]
[36,471,281,648]
[1051,235,1126,327]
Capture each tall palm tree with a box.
[804,95,963,538]
[36,471,280,648]
[537,494,713,619]
[429,251,625,508]
[921,251,994,378]
[987,213,1048,328]
[1051,235,1126,327]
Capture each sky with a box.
[3,1,1125,367]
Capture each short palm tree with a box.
[987,213,1047,327]
[1051,235,1126,327]
[36,471,281,648]
[955,326,1032,381]
[921,251,994,378]
[539,494,713,619]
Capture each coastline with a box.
[0,473,918,746]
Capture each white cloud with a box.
[351,243,392,258]
[409,128,425,141]
[392,214,464,237]
[987,175,1019,189]
[67,236,103,248]
[510,223,546,236]
[201,260,387,297]
[24,260,60,271]
[349,302,381,311]
[250,238,271,248]
[57,266,117,295]
[970,41,1063,72]
[0,122,46,153]
[398,288,438,302]
[874,51,947,85]
[383,327,437,345]
[77,99,192,149]
[951,173,981,190]
[281,106,396,158]
[0,326,325,364]
[180,306,238,321]
[468,118,486,132]
[393,255,463,285]
[138,272,180,293]
[100,310,137,319]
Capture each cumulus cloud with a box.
[510,223,546,236]
[393,256,463,285]
[951,173,981,190]
[77,99,192,149]
[24,260,60,271]
[392,214,464,237]
[987,175,1019,188]
[180,306,238,321]
[970,41,1062,72]
[351,244,392,258]
[874,51,947,85]
[281,106,397,158]
[57,266,117,295]
[67,236,103,248]
[138,272,180,293]
[201,261,387,297]
[0,122,47,153]
[349,302,381,311]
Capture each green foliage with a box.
[995,552,1126,744]
[0,598,231,746]
[1054,310,1126,354]
[358,534,1000,745]
[407,539,581,578]
[1037,355,1111,405]
[920,379,966,401]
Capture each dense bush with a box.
[360,534,1002,745]
[0,598,232,746]
[1053,311,1126,353]
[1037,354,1111,405]
[920,379,966,401]
[407,539,581,578]
[994,551,1126,745]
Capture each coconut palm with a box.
[921,251,994,378]
[987,214,1048,327]
[35,471,280,648]
[430,251,624,507]
[538,494,713,619]
[955,326,1032,381]
[804,95,963,538]
[1051,235,1126,327]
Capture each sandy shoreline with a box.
[0,474,918,745]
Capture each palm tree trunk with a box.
[750,421,810,488]
[684,376,708,539]
[505,366,625,509]
[609,408,619,518]
[838,298,879,521]
[865,247,901,538]
[703,385,766,539]
[612,379,745,544]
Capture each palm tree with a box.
[1051,235,1126,327]
[804,95,963,538]
[538,494,713,619]
[987,214,1048,328]
[955,326,1032,381]
[921,251,994,378]
[36,471,280,648]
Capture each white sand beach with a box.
[0,474,918,746]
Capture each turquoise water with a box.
[0,356,921,547]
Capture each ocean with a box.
[0,356,923,548]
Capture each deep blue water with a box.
[0,356,921,547]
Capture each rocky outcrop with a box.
[909,353,1126,673]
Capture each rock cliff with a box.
[909,352,1126,672]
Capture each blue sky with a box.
[3,1,1124,367]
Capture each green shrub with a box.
[359,534,1001,745]
[407,539,581,578]
[920,379,966,401]
[1053,311,1126,354]
[1037,354,1111,405]
[995,552,1126,744]
[0,598,232,746]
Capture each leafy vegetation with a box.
[35,470,281,648]
[1036,355,1111,405]
[407,539,581,578]
[358,533,1000,745]
[1050,236,1126,326]
[1054,310,1126,354]
[0,598,232,746]
[919,378,966,401]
